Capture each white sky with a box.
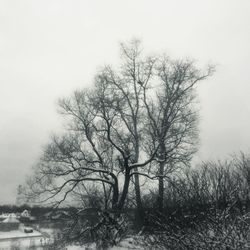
[0,0,250,204]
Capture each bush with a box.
[143,208,250,249]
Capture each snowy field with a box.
[66,237,144,250]
[0,229,51,250]
[0,229,42,239]
[0,226,143,250]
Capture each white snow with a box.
[0,229,42,239]
[0,228,52,250]
[66,238,144,250]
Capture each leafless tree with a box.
[137,57,214,212]
[24,40,213,227]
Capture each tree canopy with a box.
[24,40,214,215]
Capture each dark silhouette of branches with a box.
[22,39,213,247]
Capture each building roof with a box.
[2,217,20,223]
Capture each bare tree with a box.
[137,58,214,212]
[24,40,213,235]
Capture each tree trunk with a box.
[134,169,143,209]
[112,180,119,210]
[133,137,144,218]
[117,167,131,211]
[133,167,144,226]
[158,161,165,213]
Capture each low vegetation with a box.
[138,153,250,249]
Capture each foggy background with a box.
[0,0,250,204]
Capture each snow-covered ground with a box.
[0,229,42,239]
[66,237,144,250]
[0,228,51,249]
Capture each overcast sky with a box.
[0,0,250,204]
